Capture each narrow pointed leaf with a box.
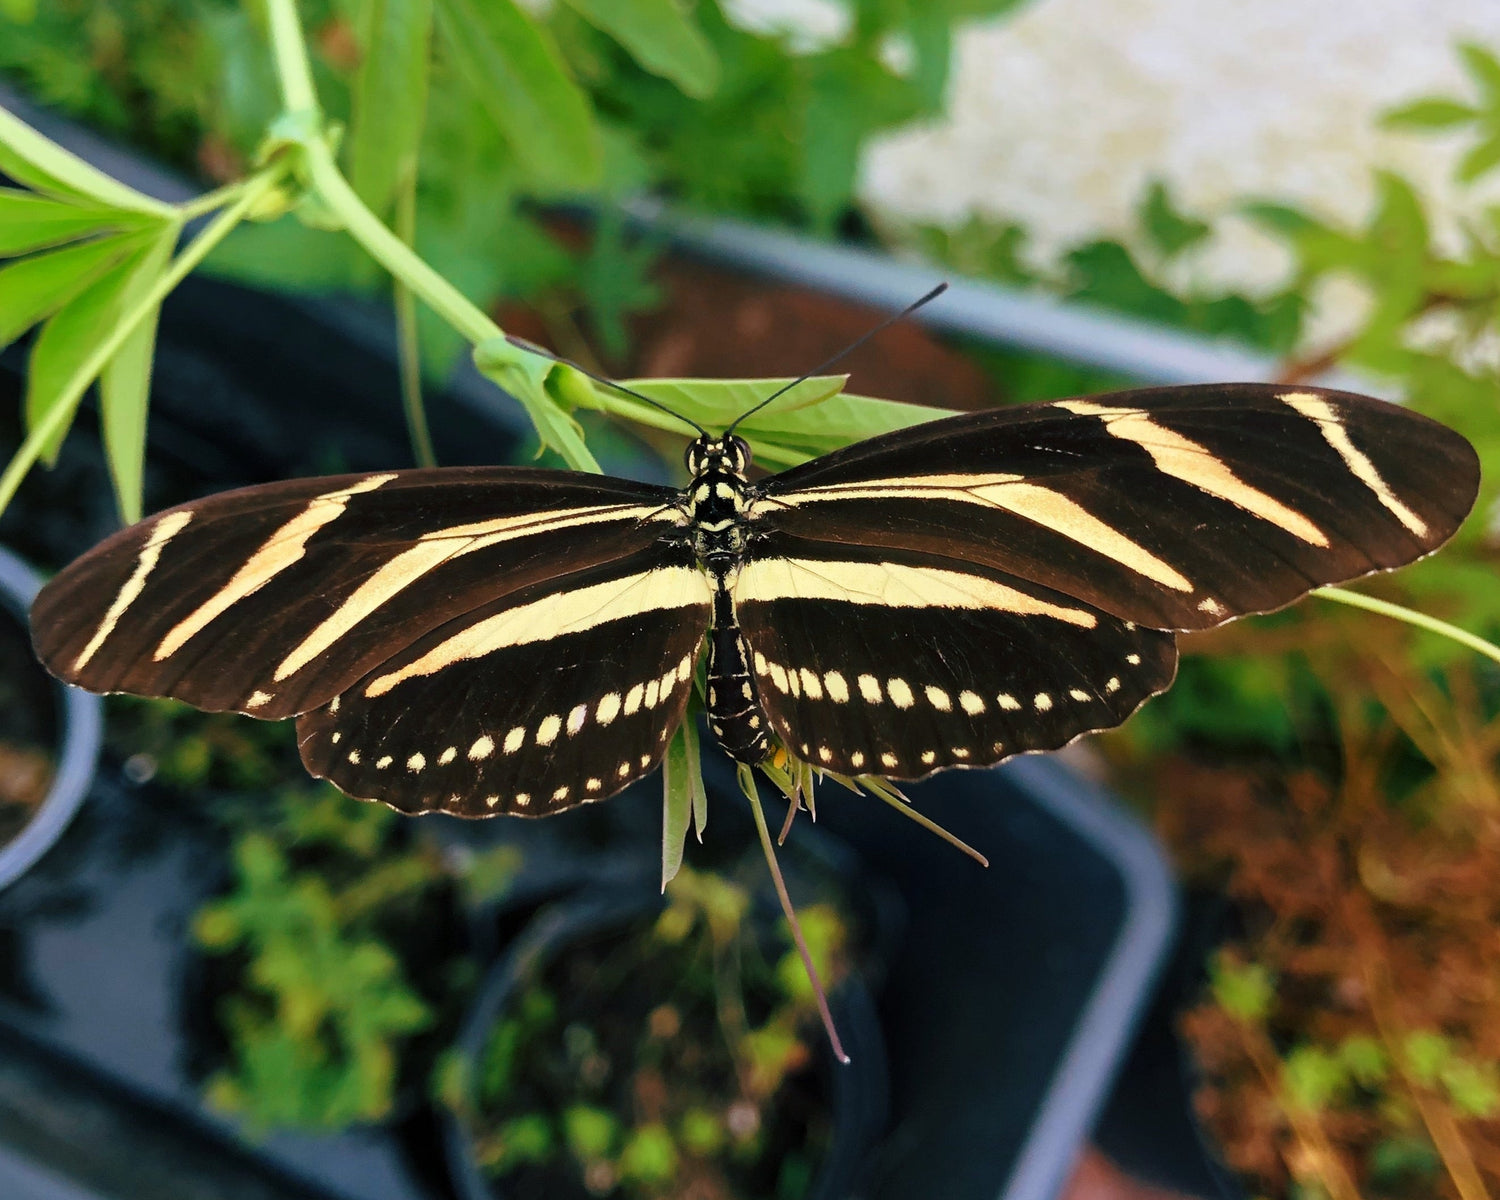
[1458,134,1500,183]
[100,224,179,523]
[0,106,174,216]
[433,0,601,188]
[349,0,434,216]
[661,723,693,889]
[1459,42,1500,102]
[560,0,719,99]
[1381,98,1481,130]
[26,237,162,464]
[0,231,147,350]
[682,716,707,841]
[0,189,136,257]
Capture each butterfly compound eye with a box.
[728,436,751,473]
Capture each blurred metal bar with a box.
[622,197,1380,395]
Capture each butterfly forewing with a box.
[756,385,1479,631]
[31,467,681,719]
[733,536,1177,777]
[296,543,711,817]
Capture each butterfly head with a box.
[685,434,752,479]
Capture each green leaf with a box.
[100,223,179,523]
[25,233,164,464]
[1459,41,1500,103]
[606,374,848,432]
[561,0,720,98]
[1282,1045,1346,1113]
[801,49,922,228]
[1140,180,1211,258]
[433,0,602,189]
[0,105,173,216]
[0,189,134,257]
[1210,955,1275,1022]
[1381,97,1481,130]
[349,0,434,216]
[1403,1030,1451,1086]
[685,715,706,841]
[1369,1136,1442,1184]
[0,231,144,350]
[1338,1035,1389,1087]
[473,337,601,470]
[1440,1058,1500,1118]
[562,1105,619,1160]
[1458,133,1500,183]
[618,1122,678,1186]
[661,717,694,889]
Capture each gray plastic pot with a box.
[0,545,102,889]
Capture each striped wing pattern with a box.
[734,537,1177,778]
[756,385,1478,630]
[29,381,1480,814]
[32,467,680,717]
[739,384,1478,778]
[297,544,711,817]
[30,467,713,816]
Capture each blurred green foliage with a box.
[191,780,522,1130]
[0,0,1024,380]
[447,864,848,1196]
[193,823,435,1129]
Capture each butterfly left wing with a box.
[32,466,712,816]
[734,535,1177,778]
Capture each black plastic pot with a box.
[0,546,101,891]
[442,885,889,1200]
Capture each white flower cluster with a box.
[848,0,1500,344]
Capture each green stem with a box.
[393,179,436,468]
[303,138,495,344]
[264,0,318,114]
[175,178,256,221]
[0,171,282,516]
[1315,586,1500,666]
[263,0,596,472]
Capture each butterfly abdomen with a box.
[705,591,770,763]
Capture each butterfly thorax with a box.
[683,435,753,573]
[681,434,770,764]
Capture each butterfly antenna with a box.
[505,334,706,437]
[724,282,949,436]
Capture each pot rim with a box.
[0,545,103,889]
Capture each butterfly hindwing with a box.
[296,543,712,817]
[31,467,681,720]
[733,535,1177,778]
[755,384,1479,631]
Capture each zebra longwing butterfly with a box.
[30,384,1478,817]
